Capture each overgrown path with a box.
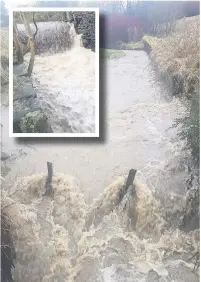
[3,51,187,203]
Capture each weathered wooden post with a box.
[125,169,137,189]
[44,162,53,196]
[122,169,138,230]
[118,169,137,205]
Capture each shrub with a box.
[174,89,200,164]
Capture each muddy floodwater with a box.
[1,50,199,281]
[3,51,187,201]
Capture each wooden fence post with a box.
[44,162,53,196]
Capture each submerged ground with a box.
[1,49,199,281]
[3,51,188,200]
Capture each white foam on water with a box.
[2,173,199,282]
[3,38,199,280]
[22,22,96,133]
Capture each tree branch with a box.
[32,12,38,39]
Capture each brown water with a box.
[3,174,199,282]
[3,51,187,201]
[1,47,199,281]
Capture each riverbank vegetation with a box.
[178,92,200,164]
[124,41,144,50]
[143,17,199,88]
[143,16,200,165]
[115,40,144,50]
[100,48,125,60]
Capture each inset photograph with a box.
[10,8,99,137]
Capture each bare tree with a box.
[146,2,182,36]
[13,12,38,72]
[95,1,125,13]
[21,12,35,77]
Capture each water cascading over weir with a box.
[13,15,96,133]
[17,20,81,55]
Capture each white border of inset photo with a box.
[9,7,99,138]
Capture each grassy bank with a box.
[116,40,144,51]
[100,48,125,61]
[125,41,144,50]
[143,16,200,163]
[143,16,199,97]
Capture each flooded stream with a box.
[3,51,188,201]
[15,21,96,133]
[1,49,199,281]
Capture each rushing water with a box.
[4,51,188,201]
[3,173,199,281]
[17,21,96,133]
[2,46,199,280]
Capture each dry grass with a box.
[143,16,200,163]
[144,16,200,75]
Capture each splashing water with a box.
[2,173,199,282]
[18,21,96,133]
[3,46,199,281]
